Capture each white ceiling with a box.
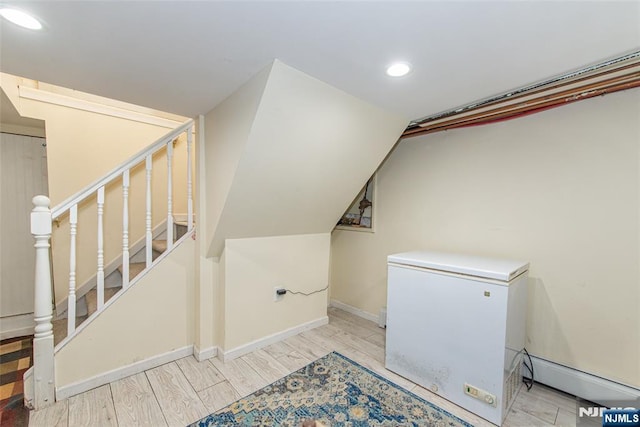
[1,1,638,121]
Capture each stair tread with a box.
[117,261,146,281]
[174,221,193,240]
[152,240,167,253]
[85,287,120,317]
[53,316,87,346]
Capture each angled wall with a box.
[201,60,408,354]
[205,60,408,257]
[202,66,273,249]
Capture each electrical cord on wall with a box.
[522,347,534,391]
[282,284,329,296]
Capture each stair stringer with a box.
[52,233,196,400]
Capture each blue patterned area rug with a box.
[190,351,472,427]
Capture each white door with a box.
[0,132,48,337]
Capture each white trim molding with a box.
[193,345,218,362]
[530,355,640,405]
[19,86,185,129]
[329,299,378,324]
[221,316,328,362]
[55,345,194,400]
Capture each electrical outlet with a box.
[274,287,285,302]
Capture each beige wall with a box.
[1,73,192,305]
[203,65,272,249]
[201,61,407,356]
[1,72,187,205]
[50,137,191,305]
[200,65,273,354]
[330,89,640,387]
[222,233,330,352]
[217,251,226,347]
[208,60,408,256]
[55,236,195,388]
[18,103,173,205]
[194,115,217,355]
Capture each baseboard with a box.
[531,355,640,405]
[55,219,168,316]
[0,313,34,340]
[55,345,194,400]
[329,299,378,324]
[193,345,218,362]
[221,316,328,362]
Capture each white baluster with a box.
[96,186,105,310]
[31,195,55,408]
[166,141,173,250]
[145,155,152,267]
[122,170,130,288]
[187,128,193,231]
[67,204,78,335]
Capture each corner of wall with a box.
[203,63,275,258]
[222,233,330,353]
[0,72,22,110]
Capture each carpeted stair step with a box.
[152,240,167,253]
[52,315,87,346]
[117,261,146,282]
[175,221,191,240]
[85,287,120,317]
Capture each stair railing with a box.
[27,120,194,409]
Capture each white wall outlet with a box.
[274,287,285,302]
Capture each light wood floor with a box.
[29,307,578,426]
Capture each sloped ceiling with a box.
[0,2,638,121]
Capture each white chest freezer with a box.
[385,251,529,426]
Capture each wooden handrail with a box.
[51,119,194,219]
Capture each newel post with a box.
[31,195,56,408]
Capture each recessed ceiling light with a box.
[0,8,42,30]
[386,62,411,77]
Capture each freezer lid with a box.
[387,251,529,282]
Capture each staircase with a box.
[24,120,195,410]
[51,222,190,346]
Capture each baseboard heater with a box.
[530,355,640,405]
